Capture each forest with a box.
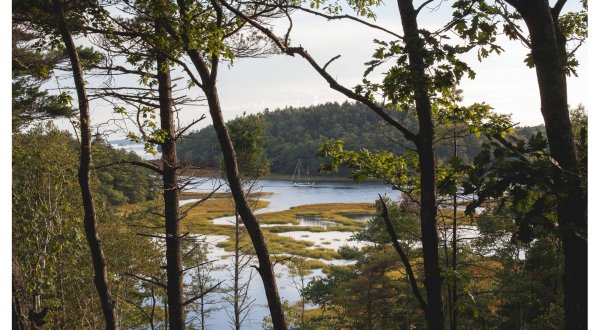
[12,0,587,330]
[177,102,546,175]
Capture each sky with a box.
[211,1,588,127]
[72,0,591,140]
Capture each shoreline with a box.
[178,167,381,182]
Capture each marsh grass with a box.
[117,194,472,267]
[257,203,376,227]
[178,197,372,259]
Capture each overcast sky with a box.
[69,0,591,140]
[211,1,588,127]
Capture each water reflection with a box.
[180,178,396,329]
[295,214,341,228]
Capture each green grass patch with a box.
[119,198,376,264]
[256,203,376,227]
[302,259,328,270]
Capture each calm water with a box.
[106,140,487,328]
[183,178,399,329]
[185,178,399,211]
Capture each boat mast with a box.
[291,159,300,183]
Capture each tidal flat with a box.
[177,191,376,262]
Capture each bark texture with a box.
[54,2,118,328]
[396,0,444,328]
[156,28,185,329]
[508,1,587,328]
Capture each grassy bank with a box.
[117,191,481,280]
[177,169,381,183]
[179,194,375,261]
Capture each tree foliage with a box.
[179,102,542,175]
[11,28,75,130]
[12,124,163,328]
[227,113,271,178]
[93,138,159,205]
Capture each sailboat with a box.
[291,159,314,187]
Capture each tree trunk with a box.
[53,2,118,329]
[171,1,287,323]
[200,293,205,330]
[396,0,444,329]
[150,286,156,330]
[509,1,587,328]
[234,212,241,330]
[203,85,287,329]
[13,255,31,330]
[156,25,185,329]
[416,141,444,330]
[451,131,458,330]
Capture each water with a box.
[192,235,321,329]
[150,176,495,329]
[186,178,399,211]
[183,178,398,329]
[295,214,341,228]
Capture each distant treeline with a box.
[177,102,544,175]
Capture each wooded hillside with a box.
[177,102,544,175]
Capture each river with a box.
[112,144,497,328]
[182,178,399,329]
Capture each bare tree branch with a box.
[95,160,164,175]
[179,185,223,221]
[220,0,419,143]
[264,2,403,40]
[378,195,429,314]
[552,0,568,19]
[123,272,167,289]
[182,281,223,306]
[137,233,167,240]
[175,115,207,140]
[498,3,532,48]
[415,0,436,15]
[181,260,218,273]
[323,54,341,71]
[118,294,154,325]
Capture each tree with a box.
[13,124,166,329]
[219,1,514,327]
[223,113,270,330]
[11,26,75,131]
[160,1,288,327]
[283,256,311,328]
[227,113,270,179]
[301,247,422,329]
[76,2,213,326]
[13,124,83,328]
[93,138,158,206]
[492,2,587,327]
[178,102,541,175]
[186,241,223,330]
[464,106,587,328]
[32,1,122,326]
[223,222,257,330]
[155,17,187,327]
